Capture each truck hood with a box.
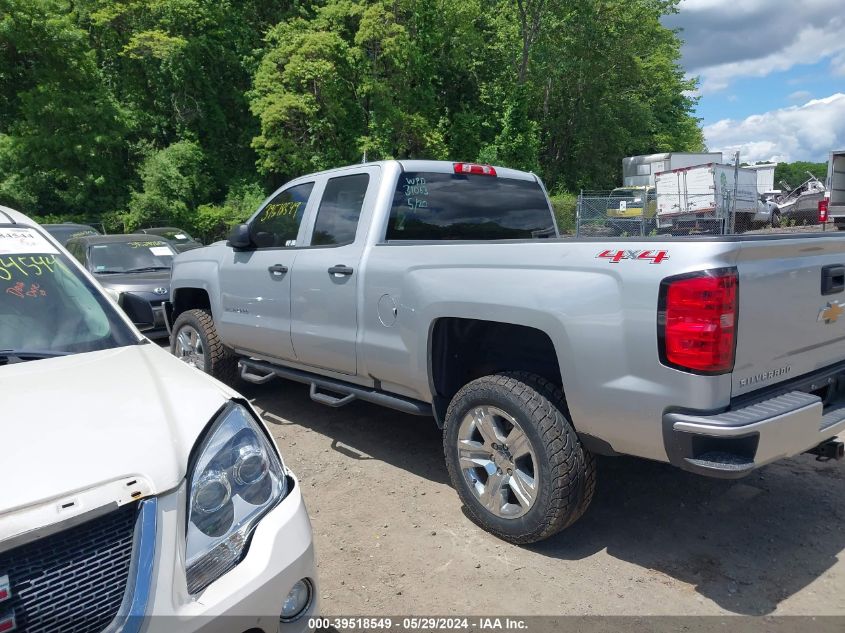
[0,344,235,523]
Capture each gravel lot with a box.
[236,378,845,617]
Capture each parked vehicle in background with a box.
[41,222,101,245]
[605,186,656,235]
[139,226,204,252]
[775,174,826,226]
[168,159,845,545]
[655,163,774,233]
[623,152,722,187]
[65,234,177,338]
[758,195,781,228]
[0,206,318,632]
[825,151,845,230]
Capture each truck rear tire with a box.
[443,372,595,544]
[171,308,239,385]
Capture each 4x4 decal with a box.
[596,249,669,264]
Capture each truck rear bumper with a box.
[663,391,845,478]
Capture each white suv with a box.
[0,206,317,632]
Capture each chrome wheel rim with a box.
[175,325,205,370]
[457,406,538,519]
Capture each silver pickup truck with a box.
[166,160,845,544]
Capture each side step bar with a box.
[239,358,432,417]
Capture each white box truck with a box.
[623,152,722,187]
[825,150,845,229]
[655,163,771,233]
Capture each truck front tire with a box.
[443,372,595,544]
[171,308,239,385]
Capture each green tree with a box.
[534,0,703,190]
[124,140,210,230]
[0,0,131,216]
[249,0,497,180]
[774,161,827,190]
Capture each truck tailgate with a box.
[733,236,845,397]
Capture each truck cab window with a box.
[310,174,370,246]
[386,172,555,240]
[251,182,314,248]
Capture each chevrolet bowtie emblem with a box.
[818,301,845,324]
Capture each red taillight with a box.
[453,162,497,176]
[659,270,737,374]
[819,198,829,222]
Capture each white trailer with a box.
[826,150,845,227]
[745,163,778,195]
[655,163,769,232]
[622,152,722,187]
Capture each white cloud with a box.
[697,20,845,93]
[703,93,845,162]
[665,0,845,93]
[788,90,812,102]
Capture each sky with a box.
[662,0,845,163]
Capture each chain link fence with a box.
[574,188,813,237]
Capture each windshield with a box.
[146,228,195,243]
[44,225,100,245]
[0,226,139,358]
[90,240,175,273]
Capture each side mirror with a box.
[227,223,253,250]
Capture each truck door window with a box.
[386,172,555,240]
[251,182,314,248]
[310,173,370,246]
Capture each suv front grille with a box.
[0,503,137,633]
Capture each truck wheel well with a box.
[172,288,211,321]
[429,318,564,426]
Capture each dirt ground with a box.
[237,378,845,617]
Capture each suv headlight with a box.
[186,402,288,594]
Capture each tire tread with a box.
[170,308,238,385]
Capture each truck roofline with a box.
[271,159,538,183]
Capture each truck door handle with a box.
[268,264,288,275]
[822,264,845,295]
[328,264,354,276]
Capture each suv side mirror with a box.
[227,223,253,250]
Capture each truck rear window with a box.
[386,172,555,240]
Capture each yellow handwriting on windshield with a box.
[262,201,301,221]
[0,255,57,281]
[128,241,167,248]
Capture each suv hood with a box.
[93,270,171,293]
[0,344,236,521]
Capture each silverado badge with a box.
[818,301,845,324]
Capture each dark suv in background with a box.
[42,222,101,245]
[65,234,176,338]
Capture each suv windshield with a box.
[146,228,195,243]
[0,226,139,359]
[386,172,555,240]
[44,225,100,245]
[90,240,175,273]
